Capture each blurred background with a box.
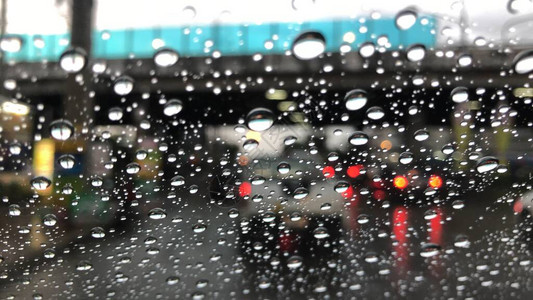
[0,0,533,299]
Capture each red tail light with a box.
[428,175,443,189]
[347,165,363,178]
[239,182,252,197]
[393,175,409,189]
[322,166,335,178]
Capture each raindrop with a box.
[292,31,326,60]
[334,181,350,193]
[59,47,87,73]
[9,143,22,155]
[442,144,455,155]
[166,276,180,285]
[193,223,207,233]
[43,214,57,227]
[251,175,266,185]
[108,107,123,121]
[245,108,274,132]
[293,187,309,200]
[126,162,141,174]
[91,176,103,187]
[31,176,51,190]
[243,139,259,151]
[364,252,379,263]
[406,44,426,62]
[91,227,105,238]
[284,136,297,146]
[58,154,76,169]
[154,48,179,67]
[457,54,472,67]
[359,42,375,58]
[228,208,239,218]
[287,255,303,269]
[8,204,21,216]
[148,208,167,220]
[357,214,370,224]
[136,150,148,160]
[395,9,417,30]
[454,235,471,248]
[76,261,93,271]
[414,129,429,141]
[399,152,413,164]
[476,156,499,173]
[163,99,183,116]
[171,175,185,186]
[44,249,55,259]
[420,243,441,257]
[345,89,367,111]
[277,162,291,174]
[349,132,369,145]
[313,226,329,239]
[452,200,465,209]
[50,119,74,141]
[366,106,385,120]
[451,87,469,103]
[113,76,134,96]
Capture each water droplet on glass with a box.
[43,214,57,226]
[50,119,74,141]
[148,208,166,220]
[364,252,379,263]
[243,139,259,151]
[420,243,441,257]
[31,176,51,190]
[366,106,385,120]
[9,143,22,155]
[457,54,472,67]
[154,48,179,67]
[163,99,183,116]
[8,204,21,216]
[345,89,367,111]
[245,108,274,132]
[58,154,76,169]
[251,175,266,185]
[357,214,370,224]
[126,162,141,174]
[171,175,185,186]
[334,181,350,193]
[166,276,180,285]
[287,255,303,269]
[399,152,413,164]
[136,149,148,160]
[193,223,207,233]
[108,107,123,121]
[476,156,499,173]
[442,144,455,155]
[277,162,291,174]
[91,227,105,238]
[414,129,429,141]
[313,226,329,239]
[395,9,417,30]
[59,47,87,73]
[451,87,469,103]
[406,44,426,62]
[513,50,533,74]
[293,187,309,200]
[359,42,375,58]
[292,31,326,60]
[113,76,134,96]
[91,176,103,187]
[76,261,93,271]
[228,208,239,218]
[452,199,465,209]
[284,136,297,146]
[349,132,369,145]
[454,235,471,248]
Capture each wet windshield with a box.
[1,0,533,299]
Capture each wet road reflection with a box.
[0,179,531,299]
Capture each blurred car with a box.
[235,144,346,260]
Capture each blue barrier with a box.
[4,16,436,62]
